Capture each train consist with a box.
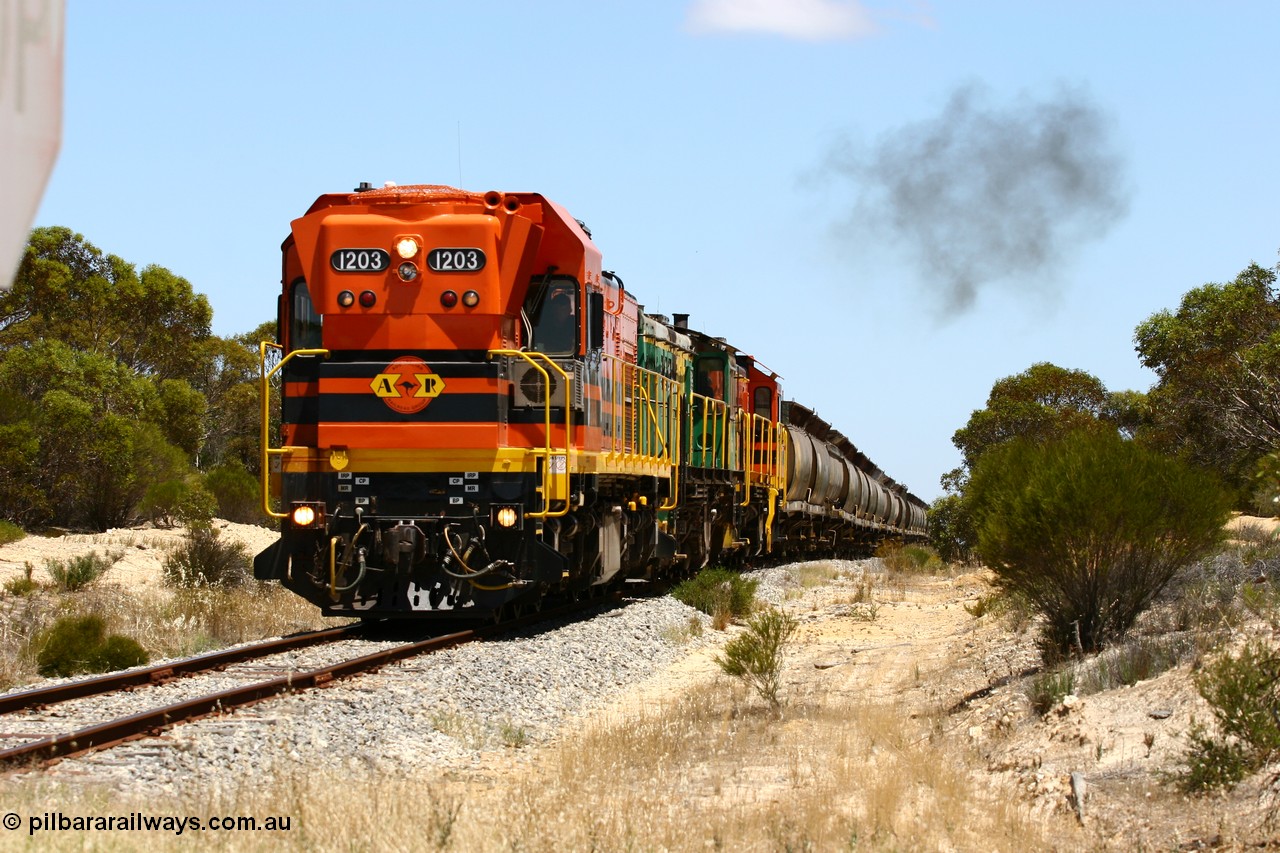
[253,185,927,618]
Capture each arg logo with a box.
[370,356,444,414]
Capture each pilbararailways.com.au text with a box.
[6,811,292,836]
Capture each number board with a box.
[330,249,391,273]
[427,248,486,272]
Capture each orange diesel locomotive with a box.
[253,184,927,618]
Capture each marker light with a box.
[440,290,458,308]
[359,290,377,307]
[462,290,480,307]
[337,290,355,307]
[395,237,419,259]
[292,505,317,527]
[398,262,419,282]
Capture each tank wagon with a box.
[253,184,927,618]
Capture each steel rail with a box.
[0,623,366,715]
[0,597,610,769]
[0,629,476,768]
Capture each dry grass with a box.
[0,559,1066,852]
[0,678,1064,853]
[0,582,344,690]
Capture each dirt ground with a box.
[4,519,1280,849]
[0,521,279,590]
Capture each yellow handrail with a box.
[600,354,683,509]
[490,350,572,519]
[259,342,330,519]
[688,392,728,469]
[740,412,786,506]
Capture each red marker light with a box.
[359,291,377,307]
[440,290,458,308]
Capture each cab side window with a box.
[753,386,773,418]
[289,278,322,351]
[530,280,578,355]
[695,358,725,399]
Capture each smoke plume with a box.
[829,84,1130,314]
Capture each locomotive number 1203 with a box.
[427,248,486,272]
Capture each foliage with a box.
[46,551,119,592]
[139,476,217,530]
[203,459,262,524]
[194,328,273,474]
[672,567,758,624]
[163,527,252,587]
[0,519,23,545]
[950,362,1118,475]
[1182,639,1280,791]
[1252,450,1280,516]
[969,429,1230,659]
[715,606,797,710]
[0,227,212,381]
[875,540,943,573]
[36,614,148,677]
[1134,260,1280,497]
[0,229,272,528]
[926,493,973,564]
[940,362,1134,561]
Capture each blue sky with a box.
[31,1,1280,501]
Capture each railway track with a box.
[0,600,594,770]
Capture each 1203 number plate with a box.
[427,248,486,272]
[330,248,390,272]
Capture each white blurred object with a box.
[0,0,64,290]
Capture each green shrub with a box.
[205,460,262,524]
[672,567,758,623]
[968,429,1231,659]
[140,476,217,530]
[927,492,974,565]
[36,614,148,677]
[716,606,797,710]
[46,550,118,592]
[1251,451,1280,517]
[0,519,24,545]
[163,527,252,587]
[876,540,943,574]
[1182,639,1280,791]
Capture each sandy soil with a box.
[0,521,278,590]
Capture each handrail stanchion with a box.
[259,343,330,519]
[489,350,572,519]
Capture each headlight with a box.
[395,237,419,259]
[491,505,522,529]
[291,504,321,527]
